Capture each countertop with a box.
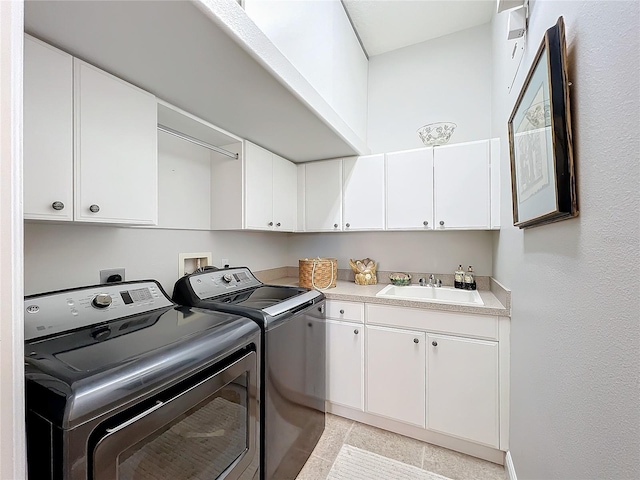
[269,277,509,317]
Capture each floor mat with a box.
[327,444,453,480]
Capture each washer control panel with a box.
[24,281,173,341]
[188,267,261,300]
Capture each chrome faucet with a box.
[419,274,442,287]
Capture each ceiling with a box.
[343,0,495,57]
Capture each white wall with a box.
[491,1,640,478]
[244,0,368,143]
[289,231,493,276]
[24,223,291,296]
[0,1,26,477]
[367,23,492,154]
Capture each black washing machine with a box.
[173,267,326,480]
[24,280,260,480]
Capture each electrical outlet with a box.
[100,268,125,284]
[221,258,229,268]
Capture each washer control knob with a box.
[92,294,112,309]
[222,273,234,283]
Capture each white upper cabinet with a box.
[490,138,501,230]
[74,59,158,224]
[434,140,490,229]
[386,148,434,230]
[23,35,74,221]
[244,141,296,232]
[304,159,342,232]
[343,154,385,231]
[245,141,274,230]
[272,154,297,231]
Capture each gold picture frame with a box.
[508,16,578,228]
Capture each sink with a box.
[376,284,484,306]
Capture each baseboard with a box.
[327,402,505,465]
[505,451,517,480]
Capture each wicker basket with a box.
[299,257,337,290]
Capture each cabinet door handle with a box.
[423,220,428,226]
[339,309,345,314]
[432,341,438,347]
[276,222,281,227]
[345,223,350,228]
[89,204,100,213]
[439,220,445,226]
[268,221,274,226]
[414,338,419,344]
[51,201,65,211]
[334,223,338,228]
[354,329,359,335]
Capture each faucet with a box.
[419,274,442,287]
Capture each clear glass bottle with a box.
[464,266,476,291]
[454,264,465,289]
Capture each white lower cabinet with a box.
[366,325,426,427]
[427,334,499,448]
[326,319,364,410]
[325,300,508,459]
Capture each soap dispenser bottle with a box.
[464,266,476,291]
[454,265,465,289]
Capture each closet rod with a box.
[157,124,239,159]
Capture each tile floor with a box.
[296,414,508,480]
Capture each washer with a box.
[172,267,326,480]
[25,280,260,480]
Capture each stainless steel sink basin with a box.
[376,284,484,306]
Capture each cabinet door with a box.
[366,326,426,427]
[490,138,501,230]
[74,60,157,224]
[272,154,297,232]
[386,148,433,229]
[434,140,490,229]
[244,141,274,230]
[343,154,385,230]
[428,334,499,447]
[24,35,74,221]
[326,320,364,410]
[304,159,342,231]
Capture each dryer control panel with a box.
[188,267,262,300]
[25,281,173,341]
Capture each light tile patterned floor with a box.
[296,414,508,480]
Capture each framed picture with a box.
[508,16,578,229]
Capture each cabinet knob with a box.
[51,201,65,211]
[345,223,350,228]
[89,204,100,213]
[354,329,359,335]
[268,221,274,226]
[276,222,281,227]
[432,341,438,347]
[439,220,445,226]
[340,309,345,314]
[423,220,428,226]
[414,338,420,344]
[334,223,338,228]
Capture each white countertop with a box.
[269,277,509,317]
